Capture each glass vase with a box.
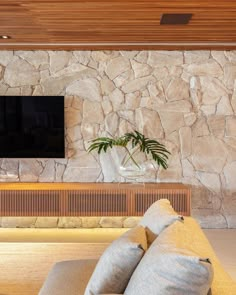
[111,146,149,183]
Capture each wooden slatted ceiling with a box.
[1,0,236,49]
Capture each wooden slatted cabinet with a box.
[0,183,191,217]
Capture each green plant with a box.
[87,130,170,169]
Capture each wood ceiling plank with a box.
[0,0,236,49]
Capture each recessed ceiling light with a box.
[0,35,11,39]
[160,14,193,25]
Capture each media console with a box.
[0,183,191,217]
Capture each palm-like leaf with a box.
[87,130,170,169]
[87,136,129,153]
[124,131,170,169]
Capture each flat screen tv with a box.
[0,96,65,158]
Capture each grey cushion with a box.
[39,259,98,295]
[139,198,183,244]
[125,220,214,295]
[85,226,147,295]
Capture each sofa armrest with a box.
[39,259,98,295]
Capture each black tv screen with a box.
[0,96,65,158]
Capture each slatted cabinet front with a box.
[0,183,191,216]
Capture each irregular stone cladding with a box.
[0,50,236,228]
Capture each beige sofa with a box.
[39,217,236,295]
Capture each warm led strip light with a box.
[0,42,236,46]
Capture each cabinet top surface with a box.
[0,183,190,190]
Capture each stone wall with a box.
[0,50,236,228]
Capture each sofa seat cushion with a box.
[125,220,214,295]
[39,259,98,295]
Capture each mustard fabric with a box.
[184,218,236,295]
